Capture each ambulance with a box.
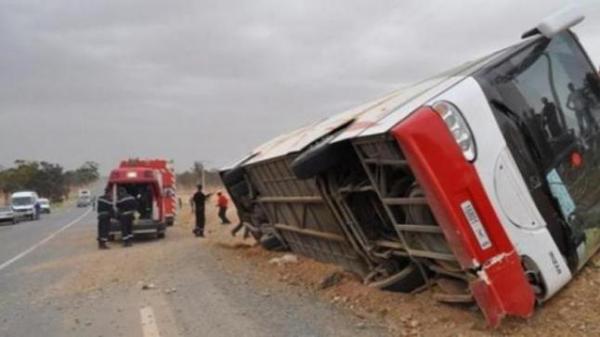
[107,159,176,239]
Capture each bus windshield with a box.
[487,32,600,268]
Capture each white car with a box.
[0,206,18,224]
[38,198,51,214]
[11,191,40,221]
[77,195,92,207]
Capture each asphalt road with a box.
[0,206,91,272]
[0,202,389,337]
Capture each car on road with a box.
[10,191,40,220]
[76,196,92,207]
[38,198,51,214]
[10,191,40,221]
[0,206,18,224]
[76,189,92,207]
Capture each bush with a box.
[0,160,99,203]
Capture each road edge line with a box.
[140,306,161,337]
[0,208,92,272]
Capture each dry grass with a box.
[198,188,600,337]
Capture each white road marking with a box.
[140,306,161,337]
[0,208,92,272]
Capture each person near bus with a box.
[217,192,231,225]
[567,82,599,135]
[190,184,209,237]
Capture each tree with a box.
[65,161,100,187]
[0,160,100,203]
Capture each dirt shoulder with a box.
[23,187,600,337]
[185,187,600,337]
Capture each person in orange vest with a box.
[216,192,231,225]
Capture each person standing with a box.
[541,97,564,139]
[96,187,113,250]
[136,186,152,219]
[117,187,137,247]
[231,194,253,238]
[216,192,231,224]
[567,82,598,135]
[191,184,209,237]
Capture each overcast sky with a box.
[1,0,599,173]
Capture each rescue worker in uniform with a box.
[190,184,210,237]
[117,187,137,247]
[96,187,114,250]
[136,186,152,219]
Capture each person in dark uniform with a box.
[190,184,209,237]
[541,97,564,139]
[136,186,152,219]
[117,187,137,247]
[96,187,114,250]
[231,194,253,238]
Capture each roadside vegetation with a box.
[0,160,100,202]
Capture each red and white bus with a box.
[221,8,600,326]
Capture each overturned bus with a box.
[221,9,600,326]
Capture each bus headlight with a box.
[432,101,477,162]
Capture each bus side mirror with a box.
[522,6,584,39]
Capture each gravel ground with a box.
[0,189,390,337]
[184,189,600,337]
[3,187,600,337]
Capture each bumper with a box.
[14,209,34,217]
[110,219,165,235]
[391,107,535,326]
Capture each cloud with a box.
[0,0,598,172]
